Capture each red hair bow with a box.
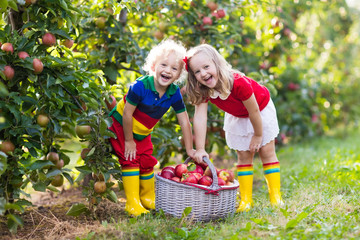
[183,57,188,72]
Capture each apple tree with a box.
[0,0,119,232]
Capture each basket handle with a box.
[184,156,220,190]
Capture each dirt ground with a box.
[0,156,237,240]
[0,185,128,240]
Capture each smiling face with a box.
[189,52,218,89]
[152,51,182,92]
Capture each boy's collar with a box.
[147,75,177,97]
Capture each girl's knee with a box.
[237,150,254,164]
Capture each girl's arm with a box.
[176,111,195,158]
[123,102,137,161]
[243,93,263,153]
[193,102,210,162]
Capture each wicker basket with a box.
[155,157,239,221]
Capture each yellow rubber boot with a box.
[122,167,149,216]
[236,164,253,213]
[263,162,284,206]
[140,170,155,210]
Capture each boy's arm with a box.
[176,111,195,158]
[193,102,209,163]
[123,101,137,161]
[243,93,262,153]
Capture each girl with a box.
[109,39,195,216]
[185,44,283,212]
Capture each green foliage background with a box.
[0,0,359,233]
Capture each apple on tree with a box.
[75,125,91,138]
[0,140,15,155]
[46,151,59,164]
[37,114,50,127]
[33,58,44,74]
[18,51,30,59]
[94,181,107,193]
[42,33,56,46]
[2,66,15,80]
[1,43,14,54]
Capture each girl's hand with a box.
[193,149,209,164]
[186,149,196,159]
[124,140,136,161]
[249,135,262,153]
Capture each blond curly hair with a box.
[142,39,187,83]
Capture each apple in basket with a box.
[217,178,226,186]
[174,163,188,178]
[189,163,204,175]
[197,161,208,171]
[218,169,231,182]
[226,169,235,182]
[162,166,175,175]
[161,168,175,179]
[204,166,219,178]
[198,176,213,186]
[171,176,181,182]
[191,172,202,181]
[181,173,198,184]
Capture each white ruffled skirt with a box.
[223,99,279,151]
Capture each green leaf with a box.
[286,212,309,230]
[28,160,54,170]
[7,214,23,233]
[182,207,192,218]
[8,0,18,12]
[47,185,60,192]
[106,190,118,203]
[62,172,74,185]
[0,152,7,175]
[75,165,92,174]
[66,203,89,216]
[0,0,8,13]
[32,182,47,192]
[46,169,62,178]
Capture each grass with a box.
[71,127,360,240]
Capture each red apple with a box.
[1,43,14,54]
[198,176,213,186]
[206,2,218,12]
[218,169,230,182]
[18,51,30,59]
[226,169,235,182]
[161,170,175,179]
[2,66,15,80]
[174,163,188,178]
[197,161,208,170]
[33,58,43,74]
[181,173,198,184]
[189,164,204,175]
[202,17,213,26]
[191,172,202,181]
[217,9,226,18]
[0,140,15,155]
[162,166,175,174]
[171,176,181,182]
[105,95,117,110]
[63,39,74,48]
[217,178,226,186]
[42,33,56,46]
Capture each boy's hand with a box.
[124,140,136,161]
[249,135,262,153]
[193,149,209,164]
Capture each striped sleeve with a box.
[171,87,186,114]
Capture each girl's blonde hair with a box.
[142,39,187,82]
[186,44,240,105]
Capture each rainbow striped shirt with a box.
[109,75,186,140]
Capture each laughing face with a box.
[189,52,218,89]
[153,51,182,92]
